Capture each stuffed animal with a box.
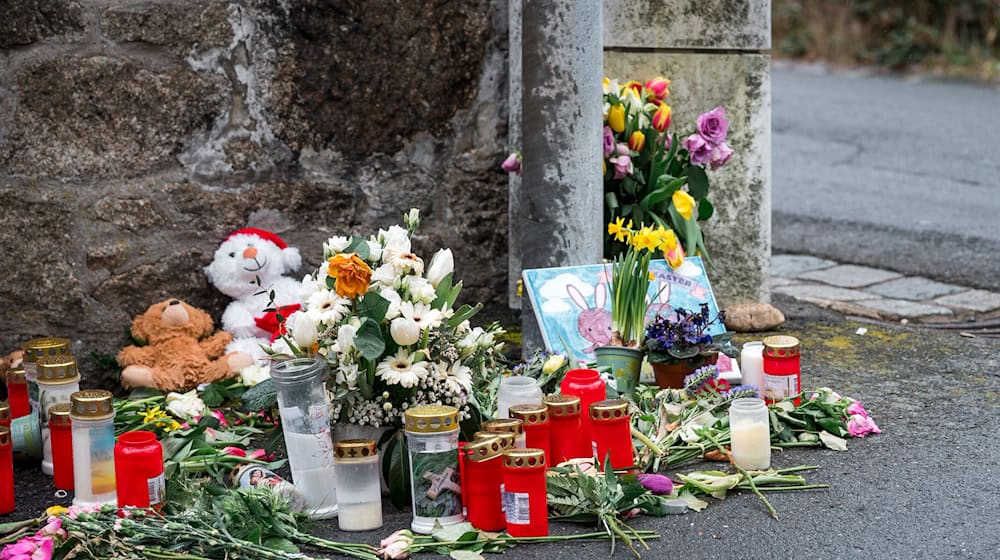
[204,228,303,360]
[118,299,252,392]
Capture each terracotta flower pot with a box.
[651,352,719,389]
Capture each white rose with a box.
[425,248,454,287]
[323,235,350,256]
[371,263,397,287]
[390,317,420,346]
[239,364,271,387]
[336,363,359,389]
[336,324,357,354]
[165,390,207,419]
[286,311,318,349]
[405,276,436,304]
[391,253,424,276]
[380,225,411,263]
[366,237,383,262]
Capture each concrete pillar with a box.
[517,0,604,353]
[604,0,772,307]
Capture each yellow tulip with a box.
[628,130,645,153]
[608,104,626,133]
[672,190,696,220]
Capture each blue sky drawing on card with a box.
[522,257,724,360]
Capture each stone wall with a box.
[0,0,510,383]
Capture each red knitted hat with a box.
[226,228,288,249]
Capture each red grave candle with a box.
[559,369,605,455]
[508,404,551,465]
[543,394,588,465]
[0,426,13,514]
[590,399,634,469]
[48,403,74,491]
[114,431,164,509]
[5,369,30,418]
[0,402,10,431]
[762,336,802,406]
[501,448,548,537]
[462,437,506,531]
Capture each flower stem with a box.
[631,425,663,456]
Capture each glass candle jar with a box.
[5,367,30,418]
[762,336,802,405]
[70,390,117,506]
[462,437,506,531]
[229,464,309,512]
[728,398,771,470]
[559,369,605,453]
[508,404,551,465]
[0,426,13,514]
[589,399,634,469]
[495,376,543,419]
[21,337,71,420]
[543,394,588,465]
[37,355,80,476]
[740,341,764,389]
[0,401,9,430]
[270,358,337,519]
[404,405,463,534]
[48,404,74,491]
[334,439,383,531]
[483,418,526,448]
[114,431,165,508]
[501,448,548,537]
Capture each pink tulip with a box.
[210,410,229,427]
[223,446,247,457]
[501,152,521,175]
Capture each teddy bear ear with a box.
[282,247,302,273]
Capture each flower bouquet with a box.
[642,304,736,389]
[602,77,734,261]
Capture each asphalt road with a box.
[772,64,1000,291]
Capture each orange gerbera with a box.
[327,253,372,299]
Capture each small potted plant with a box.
[643,304,736,389]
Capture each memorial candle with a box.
[0,426,13,514]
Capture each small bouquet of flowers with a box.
[642,303,736,389]
[602,76,734,260]
[280,210,505,428]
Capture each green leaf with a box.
[344,235,370,260]
[698,198,714,221]
[262,537,300,554]
[685,166,709,199]
[817,417,848,437]
[241,379,277,412]
[431,273,455,310]
[354,318,386,361]
[447,303,482,329]
[605,192,620,211]
[201,383,227,407]
[358,292,390,322]
[386,431,411,509]
[819,430,848,451]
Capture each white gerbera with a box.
[392,253,425,276]
[442,361,472,394]
[323,235,350,257]
[376,349,429,388]
[306,289,350,325]
[404,276,436,304]
[400,301,444,331]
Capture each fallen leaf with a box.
[819,430,848,451]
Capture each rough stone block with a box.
[604,51,770,306]
[774,284,880,302]
[933,290,1000,313]
[864,276,966,301]
[771,254,836,278]
[604,0,771,50]
[2,56,227,178]
[798,264,901,288]
[0,0,84,48]
[101,1,234,53]
[855,299,953,320]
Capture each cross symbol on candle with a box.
[422,466,461,499]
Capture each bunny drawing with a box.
[567,283,612,353]
[645,281,673,321]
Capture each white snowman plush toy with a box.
[205,228,303,361]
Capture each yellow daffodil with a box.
[672,190,696,220]
[607,217,632,243]
[655,228,680,253]
[608,104,626,133]
[46,505,68,517]
[142,406,166,425]
[631,226,657,252]
[603,77,620,95]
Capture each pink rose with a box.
[845,401,867,417]
[609,154,632,179]
[847,414,882,437]
[708,142,733,170]
[501,152,522,175]
[682,133,713,166]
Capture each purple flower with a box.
[696,106,729,145]
[724,385,760,400]
[603,126,615,158]
[501,152,521,175]
[708,142,733,170]
[683,365,718,393]
[637,473,674,495]
[610,154,632,179]
[615,142,630,157]
[682,133,713,166]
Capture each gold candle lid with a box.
[589,399,629,422]
[474,431,515,449]
[37,355,80,385]
[404,405,459,433]
[334,439,377,461]
[6,366,26,384]
[543,394,581,417]
[463,437,506,462]
[483,418,524,436]
[508,403,549,425]
[48,403,72,427]
[0,426,10,447]
[0,401,9,421]
[21,337,71,363]
[763,335,800,358]
[70,390,114,420]
[503,448,545,469]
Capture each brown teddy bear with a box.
[118,299,253,392]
